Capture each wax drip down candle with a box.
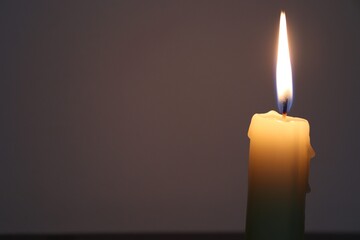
[245,12,315,240]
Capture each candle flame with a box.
[276,11,293,114]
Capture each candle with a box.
[245,12,315,240]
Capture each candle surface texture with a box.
[246,110,315,240]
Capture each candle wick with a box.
[282,98,288,116]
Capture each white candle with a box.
[245,12,315,240]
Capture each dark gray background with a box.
[1,0,359,234]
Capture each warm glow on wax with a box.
[276,12,293,113]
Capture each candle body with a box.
[246,110,314,240]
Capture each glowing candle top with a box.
[276,12,293,115]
